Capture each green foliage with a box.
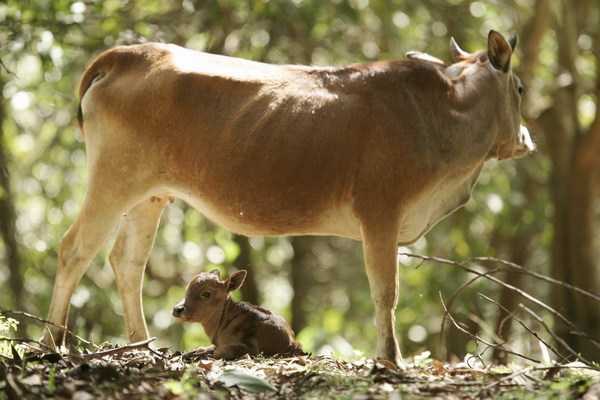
[0,315,19,358]
[164,366,202,399]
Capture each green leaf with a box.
[218,368,277,393]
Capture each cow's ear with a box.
[226,270,247,292]
[488,30,512,72]
[508,32,518,51]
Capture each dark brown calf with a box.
[172,269,301,359]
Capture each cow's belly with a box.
[177,192,364,239]
[172,167,481,245]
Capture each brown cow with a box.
[43,30,533,368]
[172,269,302,359]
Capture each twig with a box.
[82,337,158,359]
[469,257,600,303]
[0,57,16,76]
[0,309,101,350]
[479,365,540,392]
[481,362,600,392]
[0,337,57,353]
[439,292,540,364]
[518,304,590,364]
[477,293,569,363]
[404,254,600,353]
[440,267,503,339]
[466,311,506,348]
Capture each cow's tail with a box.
[76,49,118,136]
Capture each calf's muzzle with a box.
[172,305,185,318]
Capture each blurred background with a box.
[1,0,599,364]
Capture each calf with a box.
[172,269,301,359]
[42,30,533,368]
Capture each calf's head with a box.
[172,269,247,323]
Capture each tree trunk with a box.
[543,0,600,361]
[492,183,537,363]
[489,0,552,364]
[290,236,315,334]
[233,234,260,305]
[0,74,25,313]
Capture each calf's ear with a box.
[488,30,512,72]
[209,268,221,278]
[226,270,247,292]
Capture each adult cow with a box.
[43,30,533,367]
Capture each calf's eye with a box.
[201,292,211,298]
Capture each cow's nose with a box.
[172,305,185,317]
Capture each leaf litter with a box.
[2,338,600,399]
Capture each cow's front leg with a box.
[361,221,406,369]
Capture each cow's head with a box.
[408,30,535,161]
[453,31,535,160]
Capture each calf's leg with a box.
[214,343,258,360]
[108,195,170,342]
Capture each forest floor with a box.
[2,338,600,399]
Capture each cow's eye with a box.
[518,85,525,96]
[201,292,211,298]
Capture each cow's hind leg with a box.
[108,195,170,342]
[42,190,130,348]
[361,219,406,369]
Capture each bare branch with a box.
[518,304,591,364]
[477,292,569,364]
[439,292,541,364]
[403,253,600,365]
[0,57,16,76]
[469,257,600,303]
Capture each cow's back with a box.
[78,43,471,241]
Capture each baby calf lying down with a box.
[172,269,302,360]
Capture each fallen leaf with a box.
[218,368,277,393]
[197,359,213,372]
[20,374,43,386]
[375,359,399,372]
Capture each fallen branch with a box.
[82,337,159,359]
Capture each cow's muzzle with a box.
[514,125,535,158]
